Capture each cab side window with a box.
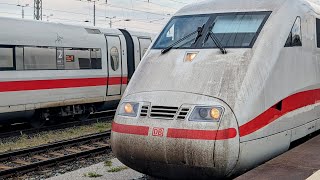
[316,19,320,47]
[285,17,302,47]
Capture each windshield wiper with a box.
[204,23,227,54]
[161,25,205,54]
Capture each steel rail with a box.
[0,110,115,139]
[0,131,111,178]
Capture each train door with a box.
[315,18,320,131]
[138,38,152,60]
[105,35,122,96]
[119,29,135,82]
[132,36,141,70]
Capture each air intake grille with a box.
[150,106,178,120]
[85,28,101,34]
[177,108,190,120]
[140,105,149,117]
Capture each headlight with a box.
[118,102,139,117]
[189,106,224,122]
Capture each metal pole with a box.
[41,2,43,20]
[34,0,42,20]
[22,7,24,19]
[94,1,96,26]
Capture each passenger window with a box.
[79,58,91,69]
[64,48,90,70]
[285,17,302,47]
[0,47,14,69]
[90,49,102,69]
[24,47,57,70]
[110,47,119,71]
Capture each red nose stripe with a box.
[167,128,237,140]
[112,121,149,136]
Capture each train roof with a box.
[0,16,114,48]
[0,16,154,48]
[0,16,154,37]
[175,0,320,16]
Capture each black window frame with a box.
[152,11,272,50]
[0,45,16,71]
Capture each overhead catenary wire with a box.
[0,0,196,31]
[0,3,168,24]
[0,1,173,17]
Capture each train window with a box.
[153,15,210,49]
[15,47,24,70]
[110,47,119,71]
[153,12,270,49]
[203,13,268,48]
[316,19,320,48]
[90,49,102,69]
[24,47,57,70]
[79,58,91,69]
[285,17,302,47]
[0,48,14,69]
[64,48,90,70]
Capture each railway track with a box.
[0,110,115,139]
[0,131,111,179]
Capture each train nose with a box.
[111,92,240,179]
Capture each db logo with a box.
[152,127,164,137]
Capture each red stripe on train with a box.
[0,77,127,92]
[112,122,149,136]
[239,89,320,137]
[112,122,237,140]
[122,77,128,84]
[167,128,237,140]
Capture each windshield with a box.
[153,15,210,49]
[153,12,270,49]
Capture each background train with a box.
[0,17,153,128]
[111,0,320,179]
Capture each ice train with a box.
[111,0,320,178]
[0,17,153,127]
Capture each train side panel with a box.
[0,17,153,125]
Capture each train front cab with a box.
[111,91,240,179]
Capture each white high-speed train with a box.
[0,17,153,127]
[111,0,320,179]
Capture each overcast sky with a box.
[0,0,198,33]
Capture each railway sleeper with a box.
[65,148,82,154]
[12,159,30,166]
[32,155,49,161]
[0,164,11,170]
